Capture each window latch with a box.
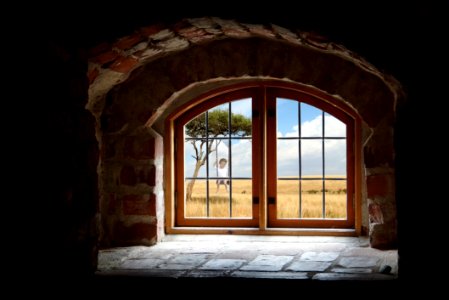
[268,197,276,205]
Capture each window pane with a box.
[185,113,206,138]
[184,139,206,178]
[324,180,347,219]
[325,140,346,177]
[301,180,323,218]
[231,98,252,137]
[301,103,322,137]
[277,98,298,137]
[324,113,346,137]
[208,103,229,137]
[209,179,230,218]
[277,179,300,219]
[231,139,252,178]
[301,140,322,177]
[231,179,252,218]
[277,139,299,177]
[185,179,207,218]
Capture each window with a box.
[169,83,360,232]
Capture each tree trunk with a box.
[185,140,215,202]
[186,160,204,202]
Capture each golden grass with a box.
[185,178,347,219]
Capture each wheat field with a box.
[185,177,347,219]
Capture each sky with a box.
[184,98,346,178]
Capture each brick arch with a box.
[88,18,404,248]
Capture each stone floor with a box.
[97,235,397,281]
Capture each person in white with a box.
[215,158,229,193]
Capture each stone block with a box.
[122,194,154,215]
[109,56,138,73]
[120,166,136,186]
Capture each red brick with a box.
[124,137,156,159]
[109,56,138,73]
[91,50,119,65]
[115,222,157,243]
[88,67,99,84]
[114,34,144,50]
[140,24,164,37]
[122,194,153,215]
[366,175,389,198]
[120,166,136,186]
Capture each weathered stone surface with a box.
[338,256,379,268]
[286,261,332,272]
[185,270,228,278]
[199,259,246,270]
[300,252,339,262]
[331,268,373,274]
[168,254,209,265]
[231,271,309,279]
[120,258,163,269]
[313,273,395,280]
[369,201,384,224]
[150,29,174,41]
[240,255,293,271]
[157,37,189,52]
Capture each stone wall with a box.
[87,18,404,248]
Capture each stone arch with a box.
[87,17,404,248]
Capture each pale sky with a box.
[184,98,346,178]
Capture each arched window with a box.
[168,83,361,233]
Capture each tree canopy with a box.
[185,109,251,138]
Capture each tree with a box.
[185,109,251,201]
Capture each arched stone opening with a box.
[87,18,404,249]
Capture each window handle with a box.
[268,197,276,205]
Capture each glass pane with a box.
[324,180,347,219]
[185,113,206,138]
[301,140,322,177]
[209,179,230,218]
[208,139,229,179]
[184,139,206,178]
[301,103,322,137]
[325,140,346,177]
[324,113,346,137]
[231,179,252,218]
[231,139,252,178]
[301,180,323,218]
[277,98,298,137]
[277,139,299,177]
[185,179,207,218]
[231,98,252,137]
[277,179,300,219]
[208,103,229,137]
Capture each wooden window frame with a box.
[165,81,362,236]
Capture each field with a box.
[185,177,347,219]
